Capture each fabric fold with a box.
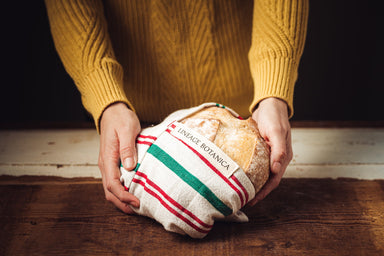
[120,103,256,238]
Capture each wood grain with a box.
[1,176,383,255]
[1,128,384,179]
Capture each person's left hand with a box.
[248,97,293,206]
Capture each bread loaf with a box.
[181,106,270,193]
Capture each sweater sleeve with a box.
[44,0,134,131]
[248,0,309,117]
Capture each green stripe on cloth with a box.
[147,144,232,216]
[215,103,225,108]
[133,163,141,172]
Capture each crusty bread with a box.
[181,106,270,193]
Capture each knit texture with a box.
[45,0,308,130]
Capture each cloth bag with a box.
[120,103,256,238]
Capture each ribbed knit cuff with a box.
[78,60,134,132]
[249,58,298,118]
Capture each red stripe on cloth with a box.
[165,122,176,133]
[166,130,245,207]
[136,140,153,146]
[230,175,249,204]
[132,178,211,234]
[136,171,213,229]
[138,134,157,140]
[167,120,176,128]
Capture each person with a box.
[45,0,309,214]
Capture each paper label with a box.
[168,121,239,178]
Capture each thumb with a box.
[120,135,137,171]
[119,119,140,171]
[268,132,287,175]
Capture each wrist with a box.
[100,102,136,133]
[259,97,286,107]
[257,98,289,114]
[101,102,129,121]
[105,101,130,112]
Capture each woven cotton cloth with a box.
[120,103,256,238]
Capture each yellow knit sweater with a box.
[45,0,308,130]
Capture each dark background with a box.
[1,1,383,128]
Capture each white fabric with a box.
[120,103,256,238]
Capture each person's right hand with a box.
[98,102,141,213]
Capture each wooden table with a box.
[1,175,383,255]
[0,127,383,255]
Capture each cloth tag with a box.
[167,121,240,179]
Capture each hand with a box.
[98,102,141,213]
[249,97,293,206]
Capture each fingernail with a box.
[124,158,135,170]
[251,199,259,206]
[272,162,282,173]
[131,201,140,208]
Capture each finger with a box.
[119,120,140,171]
[104,188,136,214]
[119,130,138,171]
[105,177,140,207]
[274,128,293,175]
[269,137,286,175]
[247,196,258,206]
[286,129,293,166]
[249,170,285,206]
[268,125,291,175]
[101,154,140,211]
[249,129,292,207]
[101,136,140,209]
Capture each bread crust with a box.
[181,107,270,193]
